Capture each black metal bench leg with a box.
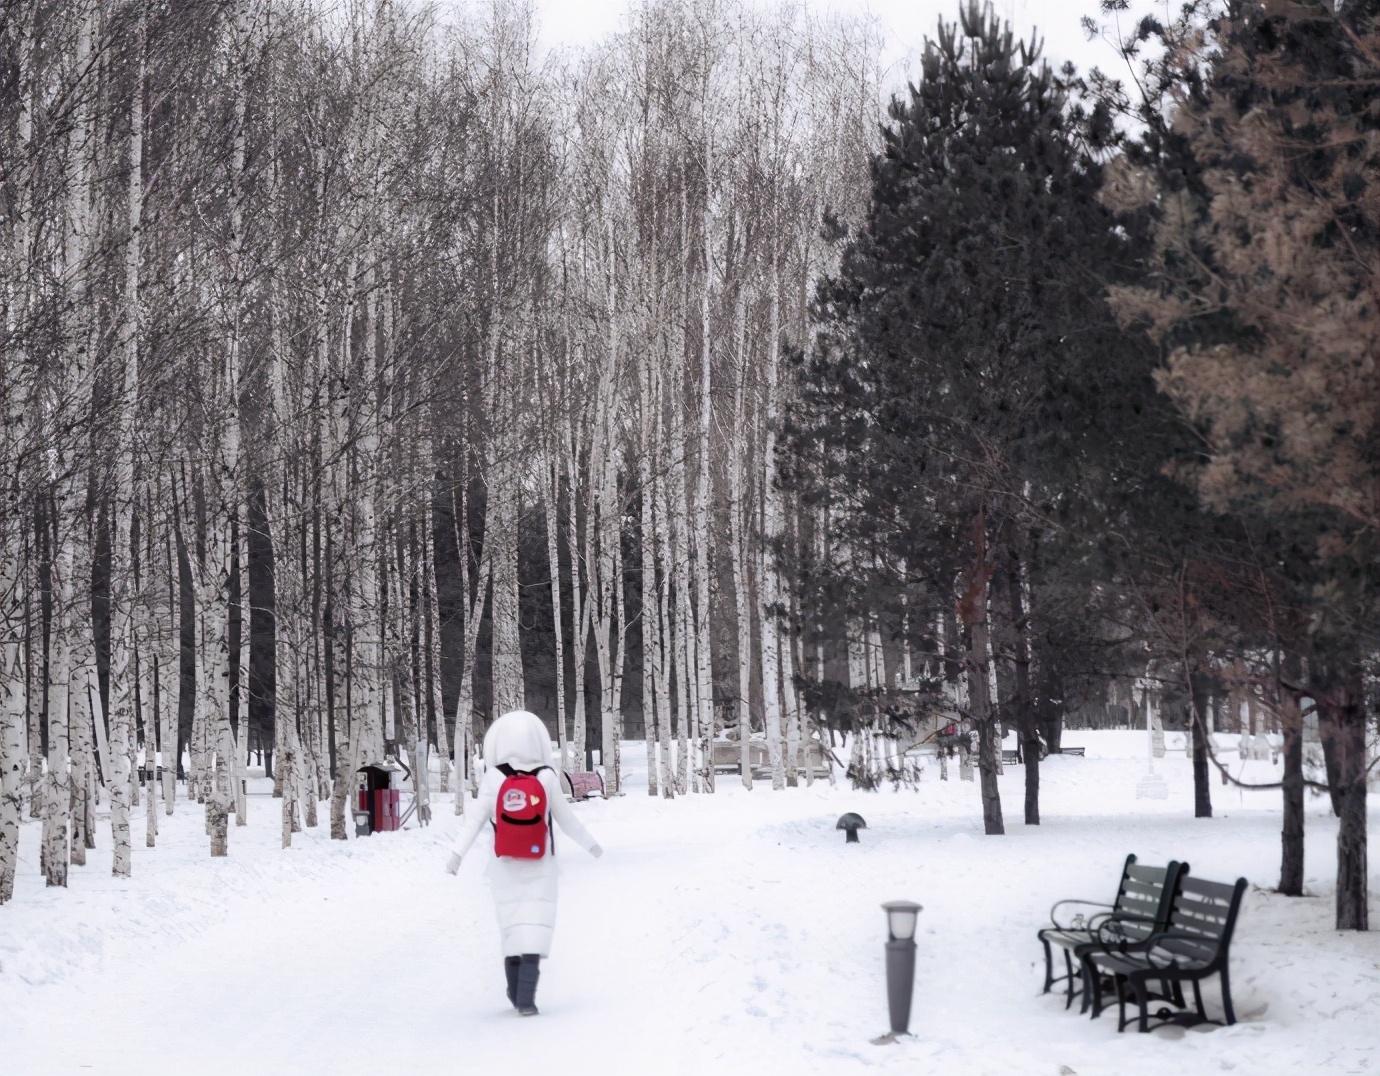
[1132,976,1150,1033]
[1192,978,1206,1022]
[1040,937,1054,994]
[1063,951,1077,1009]
[1114,975,1128,1032]
[1084,958,1102,1018]
[1220,967,1236,1026]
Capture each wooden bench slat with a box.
[1171,912,1228,934]
[1116,893,1159,915]
[1121,878,1166,899]
[1179,876,1240,902]
[1173,902,1232,926]
[1154,937,1217,963]
[1119,903,1159,926]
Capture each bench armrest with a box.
[1092,912,1159,947]
[1143,930,1220,953]
[1048,899,1114,929]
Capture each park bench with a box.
[1005,744,1086,765]
[710,738,832,779]
[1085,874,1248,1032]
[1038,854,1187,1012]
[562,770,605,800]
[711,738,768,774]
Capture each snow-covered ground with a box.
[3,732,1377,1076]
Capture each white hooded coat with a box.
[451,711,600,957]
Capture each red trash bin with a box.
[356,762,409,834]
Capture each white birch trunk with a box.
[593,219,621,792]
[654,391,677,798]
[728,290,754,790]
[422,475,450,794]
[2,3,37,899]
[452,554,491,815]
[781,591,801,787]
[692,154,715,794]
[566,409,591,771]
[281,726,296,849]
[159,486,178,816]
[638,340,661,795]
[0,601,21,903]
[108,7,145,875]
[542,453,568,773]
[758,261,786,790]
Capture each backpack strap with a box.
[497,764,550,778]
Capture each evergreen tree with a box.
[1105,0,1380,929]
[786,2,1149,830]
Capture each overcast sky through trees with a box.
[480,0,1169,80]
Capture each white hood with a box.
[483,710,554,771]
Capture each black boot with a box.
[504,957,521,1008]
[515,954,541,1016]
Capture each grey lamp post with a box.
[875,900,922,1044]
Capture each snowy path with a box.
[3,736,1377,1076]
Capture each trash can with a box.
[356,763,405,835]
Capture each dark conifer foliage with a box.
[785,2,1155,830]
[1100,0,1380,929]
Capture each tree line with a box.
[0,0,879,899]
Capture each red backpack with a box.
[492,765,551,859]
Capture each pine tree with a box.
[787,2,1142,832]
[1106,0,1380,930]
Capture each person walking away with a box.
[446,710,602,1015]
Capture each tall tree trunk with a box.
[107,10,145,873]
[989,537,1032,822]
[566,414,590,773]
[1317,658,1368,930]
[969,614,1003,835]
[2,0,39,899]
[594,231,621,791]
[654,398,676,798]
[1278,654,1305,896]
[0,547,21,901]
[758,264,786,791]
[638,345,660,795]
[1189,671,1213,819]
[423,475,449,794]
[728,291,753,790]
[959,514,1002,834]
[542,454,568,772]
[692,160,715,796]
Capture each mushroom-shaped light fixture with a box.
[837,812,867,843]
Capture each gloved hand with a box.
[446,852,462,875]
[589,843,604,859]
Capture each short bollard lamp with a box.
[836,812,867,843]
[874,900,922,1045]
